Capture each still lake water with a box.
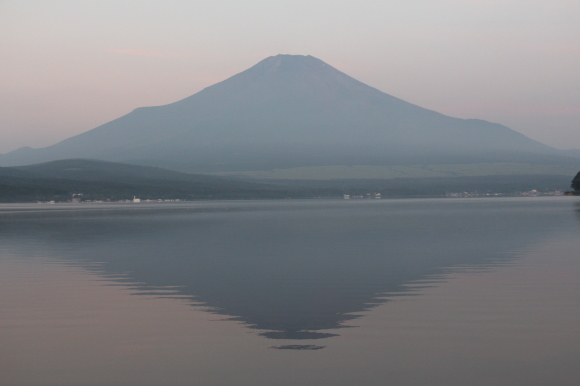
[1,197,579,385]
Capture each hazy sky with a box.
[1,0,579,153]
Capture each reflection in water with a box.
[0,199,577,344]
[270,345,325,350]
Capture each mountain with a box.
[0,159,325,202]
[0,55,575,172]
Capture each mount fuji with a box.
[0,55,571,173]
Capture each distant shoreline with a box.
[1,192,575,206]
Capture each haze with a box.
[1,0,579,154]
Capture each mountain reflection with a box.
[0,199,571,342]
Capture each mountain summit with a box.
[0,55,562,171]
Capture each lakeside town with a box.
[30,189,572,204]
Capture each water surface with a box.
[1,198,579,385]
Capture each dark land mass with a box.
[0,159,574,202]
[572,171,580,191]
[0,159,315,202]
[567,171,580,195]
[265,174,573,197]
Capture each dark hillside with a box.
[267,174,572,197]
[572,171,580,191]
[0,159,572,202]
[0,159,323,202]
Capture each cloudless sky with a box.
[1,0,579,153]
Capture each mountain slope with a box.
[0,55,570,171]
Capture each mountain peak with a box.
[244,54,332,78]
[262,54,322,64]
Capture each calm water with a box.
[1,197,579,385]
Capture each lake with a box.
[1,197,579,385]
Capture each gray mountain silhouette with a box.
[0,55,564,171]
